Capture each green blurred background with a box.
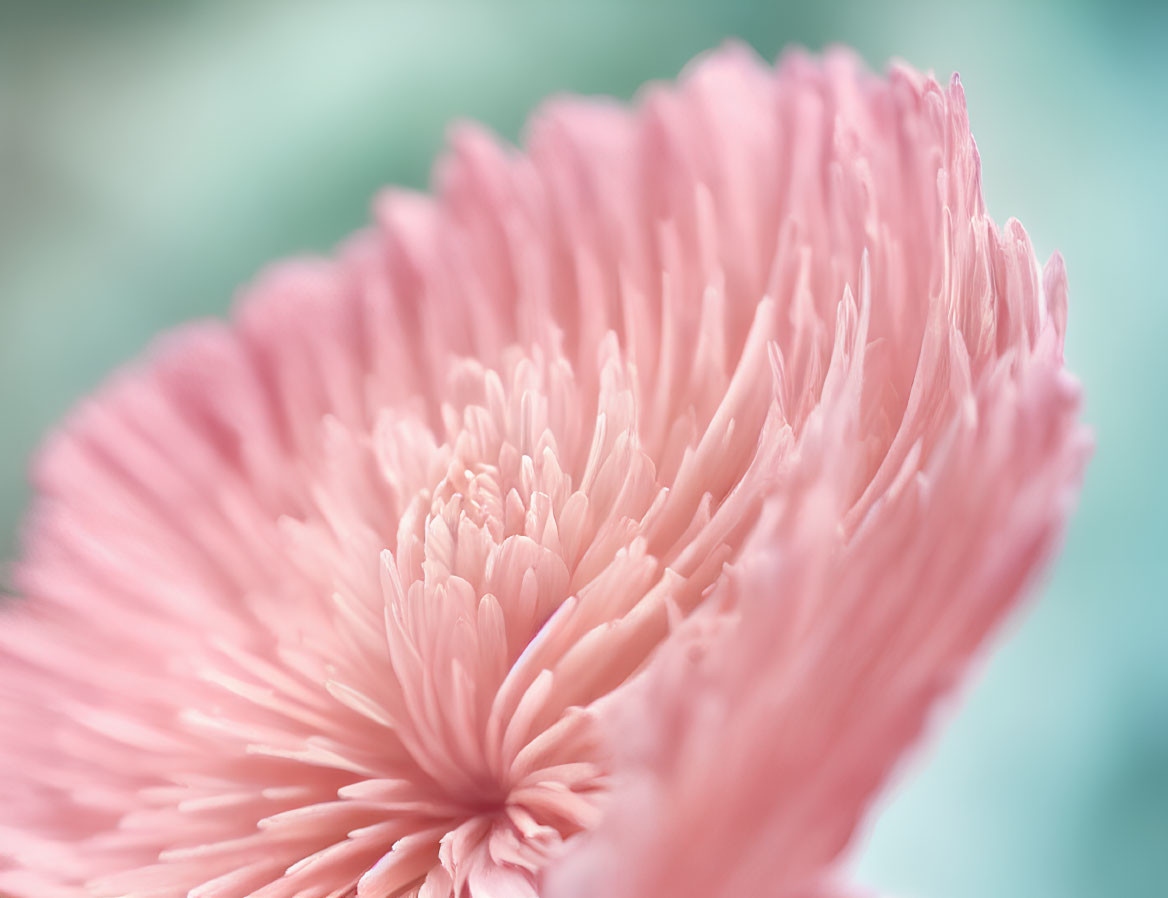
[1,1,1164,895]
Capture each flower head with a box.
[0,45,1088,898]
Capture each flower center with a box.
[430,464,506,540]
[359,324,782,893]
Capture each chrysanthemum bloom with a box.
[0,45,1088,898]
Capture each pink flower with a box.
[0,45,1088,898]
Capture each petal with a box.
[546,340,1088,898]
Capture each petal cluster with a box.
[0,45,1087,898]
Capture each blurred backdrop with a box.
[1,1,1165,896]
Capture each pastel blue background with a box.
[2,2,1164,895]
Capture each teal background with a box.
[1,2,1164,895]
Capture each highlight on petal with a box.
[0,43,1087,898]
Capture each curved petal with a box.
[546,316,1089,898]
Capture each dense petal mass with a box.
[546,301,1087,898]
[0,44,1086,898]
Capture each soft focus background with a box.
[1,1,1164,896]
